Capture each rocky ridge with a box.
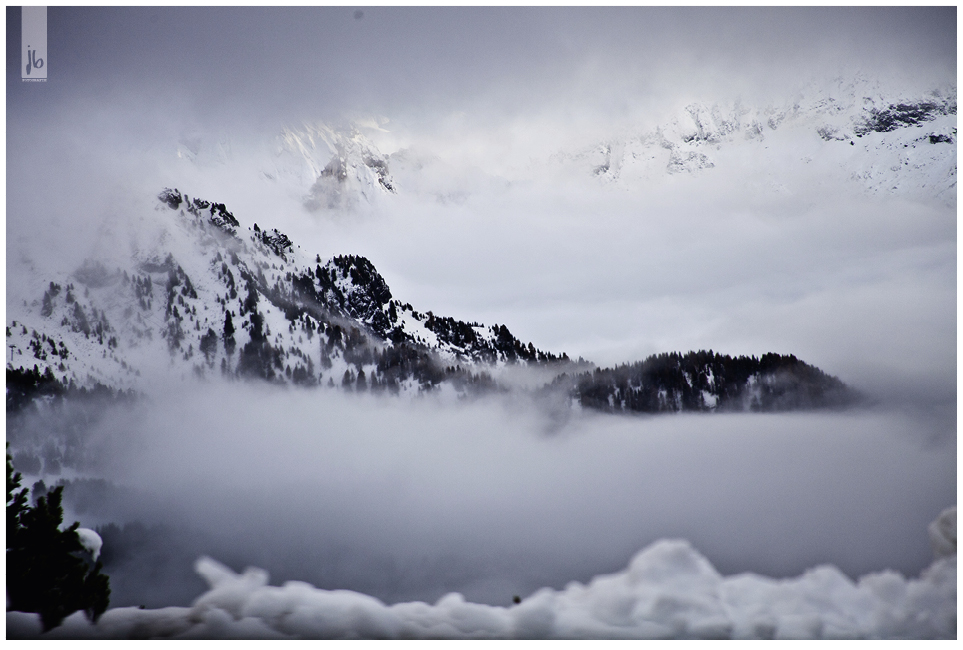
[6,189,855,416]
[565,79,956,203]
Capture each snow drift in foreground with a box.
[7,508,956,639]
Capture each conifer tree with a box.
[223,310,236,356]
[6,445,111,631]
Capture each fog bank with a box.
[11,382,950,609]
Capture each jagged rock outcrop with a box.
[854,96,956,136]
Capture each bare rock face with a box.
[854,97,956,136]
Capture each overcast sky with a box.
[6,6,956,127]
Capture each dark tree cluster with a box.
[487,323,568,365]
[253,223,294,260]
[66,302,89,338]
[315,256,393,335]
[40,282,62,318]
[7,445,111,632]
[236,310,283,382]
[61,300,115,347]
[222,310,236,356]
[569,351,857,414]
[422,314,483,355]
[341,325,377,369]
[6,367,136,416]
[216,259,238,301]
[26,330,70,364]
[199,328,219,365]
[392,309,568,367]
[164,263,198,317]
[375,342,445,391]
[131,273,154,311]
[6,366,64,414]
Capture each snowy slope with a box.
[559,79,956,204]
[5,188,569,398]
[172,119,397,213]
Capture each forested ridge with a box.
[564,351,856,413]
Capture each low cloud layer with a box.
[14,383,950,609]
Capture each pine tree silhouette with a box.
[6,445,111,631]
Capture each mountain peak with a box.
[272,122,396,211]
[159,188,240,236]
[6,187,858,417]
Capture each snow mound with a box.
[9,507,956,639]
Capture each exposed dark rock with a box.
[854,100,956,136]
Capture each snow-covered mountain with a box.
[561,77,956,204]
[165,77,956,213]
[174,120,397,212]
[7,184,855,415]
[6,187,567,395]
